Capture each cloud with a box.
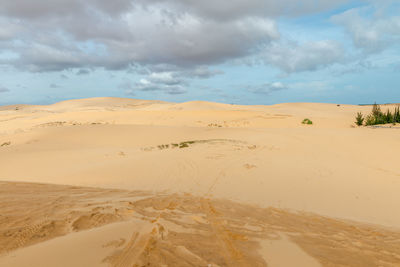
[290,80,331,93]
[0,0,351,21]
[0,0,382,76]
[121,65,225,96]
[247,82,287,94]
[50,83,62,88]
[332,6,400,53]
[131,65,224,79]
[183,67,224,79]
[0,19,22,40]
[76,69,91,75]
[0,86,10,93]
[332,59,376,75]
[120,74,187,95]
[138,0,351,20]
[0,1,281,72]
[147,72,184,86]
[134,79,187,95]
[263,40,345,73]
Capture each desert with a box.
[1,1,400,265]
[1,97,400,266]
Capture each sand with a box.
[0,97,399,266]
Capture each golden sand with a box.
[1,98,399,266]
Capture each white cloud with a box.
[121,72,188,95]
[332,7,400,53]
[247,82,287,94]
[263,40,344,73]
[148,72,183,86]
[185,67,224,78]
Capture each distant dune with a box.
[1,97,400,266]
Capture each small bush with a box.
[179,143,189,148]
[372,102,382,118]
[355,103,400,126]
[384,109,394,124]
[355,112,364,126]
[394,106,400,123]
[302,118,313,125]
[365,114,375,126]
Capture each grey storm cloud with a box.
[0,0,355,73]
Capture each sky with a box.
[0,0,399,105]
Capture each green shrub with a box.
[355,112,364,126]
[372,102,382,118]
[384,109,394,124]
[374,114,386,125]
[357,103,400,126]
[179,143,189,148]
[365,114,375,126]
[1,141,11,147]
[394,106,400,123]
[302,118,313,125]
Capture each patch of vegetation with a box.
[355,112,364,126]
[1,142,11,147]
[143,139,245,151]
[355,103,400,126]
[179,142,189,148]
[302,118,313,125]
[157,144,169,150]
[208,123,223,128]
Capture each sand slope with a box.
[1,182,400,267]
[1,97,400,266]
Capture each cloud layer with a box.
[0,0,360,73]
[1,0,399,104]
[0,0,280,72]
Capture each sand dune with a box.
[1,97,400,266]
[1,182,399,267]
